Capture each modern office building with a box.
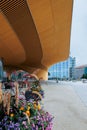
[74,65,87,79]
[48,56,76,80]
[69,56,76,79]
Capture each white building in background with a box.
[48,56,76,80]
[74,65,87,79]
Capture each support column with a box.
[33,68,48,80]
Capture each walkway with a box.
[41,81,87,130]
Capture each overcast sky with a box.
[70,0,87,66]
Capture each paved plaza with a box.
[41,81,87,130]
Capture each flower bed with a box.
[0,74,53,130]
[0,101,53,130]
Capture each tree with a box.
[81,74,87,79]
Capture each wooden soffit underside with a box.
[0,0,73,72]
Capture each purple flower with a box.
[32,123,35,128]
[14,123,20,130]
[36,125,38,130]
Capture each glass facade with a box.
[48,56,76,79]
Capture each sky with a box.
[70,0,87,66]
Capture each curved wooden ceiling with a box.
[0,0,73,79]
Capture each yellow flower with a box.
[33,102,41,110]
[19,107,24,111]
[10,113,14,117]
[27,106,30,110]
[25,110,30,116]
[38,103,41,110]
[34,103,37,109]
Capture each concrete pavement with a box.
[41,81,87,130]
